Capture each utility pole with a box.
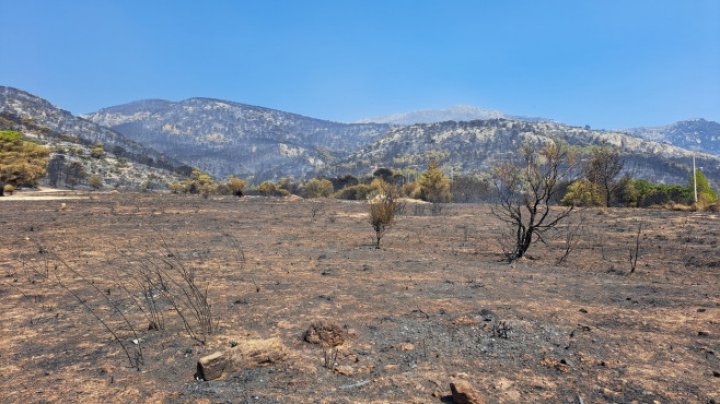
[693,155,698,203]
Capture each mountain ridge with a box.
[85,97,392,180]
[622,118,720,156]
[0,86,188,189]
[4,85,719,188]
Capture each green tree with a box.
[584,146,624,207]
[418,160,450,203]
[0,130,50,195]
[561,179,604,206]
[691,169,718,204]
[368,179,399,249]
[303,178,334,198]
[226,177,247,197]
[257,181,289,197]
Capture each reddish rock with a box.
[197,351,226,381]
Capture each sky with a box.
[1,0,718,128]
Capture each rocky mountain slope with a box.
[84,98,391,180]
[623,119,720,156]
[341,119,720,185]
[5,85,719,188]
[0,86,187,189]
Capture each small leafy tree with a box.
[691,168,717,204]
[561,179,603,206]
[257,181,289,197]
[493,142,576,261]
[419,160,450,203]
[369,180,398,249]
[303,178,334,198]
[373,167,394,183]
[226,177,246,197]
[334,183,374,200]
[584,146,623,207]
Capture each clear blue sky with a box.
[1,0,718,128]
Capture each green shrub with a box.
[334,183,374,200]
[257,181,290,197]
[303,178,333,198]
[691,169,718,204]
[226,177,247,197]
[418,160,450,203]
[561,179,603,206]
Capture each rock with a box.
[197,351,226,381]
[304,321,345,347]
[450,380,485,404]
[334,365,355,376]
[713,370,720,377]
[398,342,415,351]
[228,337,287,368]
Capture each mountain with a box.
[340,119,720,185]
[623,119,720,156]
[356,104,551,125]
[84,98,391,180]
[0,86,187,189]
[357,105,507,125]
[7,85,718,188]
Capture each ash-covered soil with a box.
[1,193,718,403]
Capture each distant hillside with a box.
[357,105,506,125]
[7,85,720,188]
[356,104,551,125]
[0,86,187,190]
[340,119,720,185]
[84,98,391,180]
[624,119,720,156]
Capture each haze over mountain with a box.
[623,119,720,156]
[357,105,507,125]
[356,104,550,125]
[84,98,390,180]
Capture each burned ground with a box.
[1,193,718,403]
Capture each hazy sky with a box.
[1,0,718,128]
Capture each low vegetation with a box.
[0,130,50,195]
